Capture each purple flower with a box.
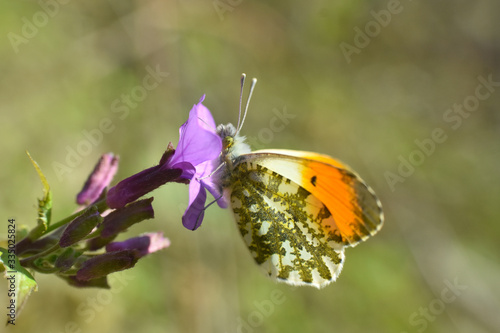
[175,96,231,230]
[106,95,222,210]
[77,153,119,205]
[105,232,170,258]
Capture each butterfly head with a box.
[217,123,237,149]
[216,123,251,164]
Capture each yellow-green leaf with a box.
[26,151,53,234]
[0,248,38,325]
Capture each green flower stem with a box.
[56,268,80,276]
[19,199,110,267]
[16,199,109,256]
[28,264,60,274]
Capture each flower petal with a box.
[182,179,207,230]
[203,180,229,209]
[169,96,222,168]
[194,160,229,209]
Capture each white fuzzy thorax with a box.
[216,123,251,162]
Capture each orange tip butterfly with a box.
[213,74,384,288]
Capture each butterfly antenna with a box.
[235,73,246,131]
[236,77,257,135]
[193,193,224,230]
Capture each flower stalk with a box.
[1,95,224,323]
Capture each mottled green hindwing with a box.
[229,161,345,288]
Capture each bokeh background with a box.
[1,1,499,332]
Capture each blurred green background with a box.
[1,1,499,332]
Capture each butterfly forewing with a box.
[242,150,384,247]
[229,160,345,288]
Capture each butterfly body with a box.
[215,123,383,288]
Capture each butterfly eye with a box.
[223,136,234,150]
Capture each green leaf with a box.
[26,151,53,238]
[0,248,38,325]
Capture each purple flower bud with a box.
[86,234,117,251]
[106,232,170,258]
[55,247,82,272]
[16,229,62,255]
[100,197,154,238]
[60,206,103,248]
[76,250,138,281]
[77,153,119,206]
[62,275,110,288]
[106,144,190,209]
